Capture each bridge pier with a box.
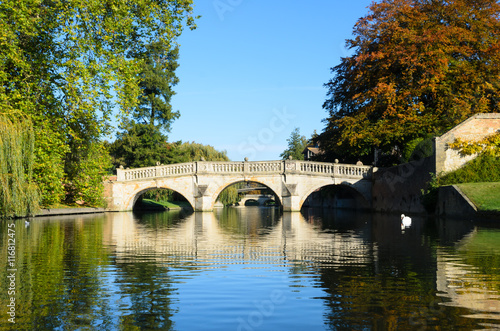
[281,196,302,212]
[194,196,214,212]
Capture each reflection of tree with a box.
[115,261,176,330]
[0,216,115,330]
[215,208,280,237]
[56,218,115,329]
[135,209,193,229]
[111,210,200,330]
[436,229,500,323]
[457,230,500,285]
[309,211,482,329]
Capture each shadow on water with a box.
[132,208,194,229]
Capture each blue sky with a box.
[168,1,373,161]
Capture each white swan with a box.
[401,214,412,228]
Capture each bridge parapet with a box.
[296,161,372,178]
[116,160,373,182]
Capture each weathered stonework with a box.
[435,113,500,174]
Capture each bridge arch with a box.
[209,179,282,210]
[112,176,197,211]
[129,186,194,211]
[299,182,371,210]
[244,199,259,206]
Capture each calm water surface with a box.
[1,208,500,330]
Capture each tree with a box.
[131,43,181,132]
[280,128,307,160]
[108,122,180,169]
[217,183,242,206]
[317,0,500,162]
[176,141,229,162]
[0,0,197,207]
[0,116,40,217]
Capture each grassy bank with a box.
[139,199,192,211]
[457,182,500,212]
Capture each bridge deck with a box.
[116,160,373,182]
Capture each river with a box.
[1,208,499,330]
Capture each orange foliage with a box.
[318,0,500,162]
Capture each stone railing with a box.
[117,163,195,181]
[116,160,373,181]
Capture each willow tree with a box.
[0,116,39,217]
[0,0,197,206]
[318,0,500,162]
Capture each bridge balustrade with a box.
[116,160,373,182]
[212,162,244,173]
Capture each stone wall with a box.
[371,113,500,215]
[436,185,477,219]
[372,156,435,214]
[435,113,500,174]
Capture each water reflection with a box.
[0,209,499,330]
[437,228,500,326]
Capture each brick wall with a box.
[435,113,500,174]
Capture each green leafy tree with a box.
[217,184,242,206]
[0,115,40,217]
[317,0,500,162]
[280,127,307,160]
[66,142,112,207]
[0,0,198,207]
[111,37,182,176]
[108,122,180,169]
[176,141,229,162]
[131,43,180,132]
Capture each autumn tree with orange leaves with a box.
[317,0,500,164]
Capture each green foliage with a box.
[318,0,500,161]
[422,148,500,213]
[32,125,68,206]
[143,189,174,202]
[280,127,307,160]
[402,136,435,162]
[0,116,40,217]
[439,153,500,185]
[131,43,180,132]
[402,138,424,163]
[65,143,112,207]
[176,141,229,162]
[421,173,439,213]
[109,123,230,170]
[217,184,241,206]
[108,122,178,169]
[449,132,500,157]
[1,0,198,207]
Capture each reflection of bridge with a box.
[103,211,374,267]
[239,194,275,206]
[106,160,373,212]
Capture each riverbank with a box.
[437,183,500,220]
[37,207,106,217]
[135,199,192,211]
[456,182,500,211]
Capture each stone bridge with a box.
[106,160,374,212]
[239,194,276,206]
